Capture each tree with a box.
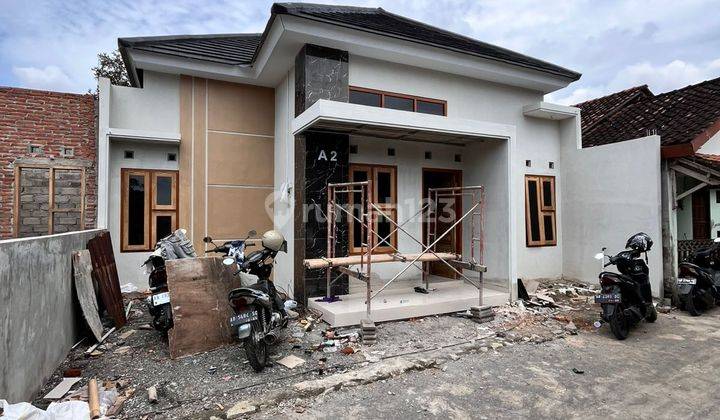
[91,50,130,87]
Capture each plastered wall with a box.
[179,77,275,254]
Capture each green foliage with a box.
[91,50,130,87]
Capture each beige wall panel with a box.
[207,80,274,136]
[207,132,274,186]
[207,187,274,239]
[192,78,207,253]
[179,75,193,231]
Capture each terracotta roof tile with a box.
[576,77,720,148]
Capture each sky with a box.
[1,0,719,104]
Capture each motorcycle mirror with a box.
[594,252,605,260]
[247,230,257,237]
[202,236,213,243]
[222,257,235,266]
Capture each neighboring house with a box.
[0,87,97,239]
[575,76,720,294]
[99,2,663,324]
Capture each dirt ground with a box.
[277,307,720,419]
[31,280,639,419]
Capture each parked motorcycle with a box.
[594,233,657,340]
[204,230,294,372]
[676,237,720,316]
[142,228,197,332]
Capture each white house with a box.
[97,3,662,325]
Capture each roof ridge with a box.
[273,2,379,14]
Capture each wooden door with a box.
[692,188,711,239]
[422,169,462,279]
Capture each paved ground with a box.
[266,308,720,419]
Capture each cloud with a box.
[550,58,720,105]
[11,65,75,91]
[0,0,719,95]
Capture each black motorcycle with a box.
[594,233,657,340]
[142,228,197,332]
[204,230,293,372]
[676,238,720,316]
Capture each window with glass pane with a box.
[417,100,445,115]
[128,174,147,246]
[384,95,414,111]
[349,90,382,107]
[156,176,172,205]
[349,164,397,253]
[122,169,178,252]
[525,175,556,247]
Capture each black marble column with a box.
[293,44,350,304]
[295,44,349,117]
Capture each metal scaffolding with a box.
[304,181,487,320]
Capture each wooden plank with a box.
[304,252,460,269]
[43,377,82,400]
[85,327,116,355]
[73,250,104,342]
[87,231,126,327]
[166,257,243,359]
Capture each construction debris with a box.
[361,319,377,345]
[43,377,82,400]
[277,355,307,369]
[147,386,158,404]
[85,327,116,355]
[470,305,495,323]
[88,378,100,419]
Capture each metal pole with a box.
[365,181,373,318]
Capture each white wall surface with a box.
[560,131,663,296]
[677,195,693,240]
[349,55,562,281]
[273,69,296,296]
[109,140,179,288]
[109,71,180,134]
[696,131,720,155]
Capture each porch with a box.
[293,100,514,326]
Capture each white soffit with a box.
[108,127,181,143]
[292,99,514,145]
[522,102,579,120]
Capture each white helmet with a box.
[262,230,287,253]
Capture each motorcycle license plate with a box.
[594,293,621,304]
[677,277,697,285]
[229,310,258,327]
[152,292,170,306]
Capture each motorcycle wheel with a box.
[153,304,173,332]
[645,303,657,323]
[243,320,268,372]
[609,303,630,340]
[681,287,702,317]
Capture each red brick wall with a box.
[0,87,97,238]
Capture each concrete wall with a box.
[109,72,180,133]
[0,229,103,402]
[109,140,179,287]
[464,138,511,284]
[273,69,296,296]
[560,131,663,296]
[349,55,561,280]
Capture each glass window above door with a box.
[349,87,446,116]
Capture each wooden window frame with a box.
[525,175,557,247]
[121,168,179,252]
[349,164,398,254]
[349,86,447,116]
[13,164,86,237]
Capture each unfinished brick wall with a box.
[0,87,97,238]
